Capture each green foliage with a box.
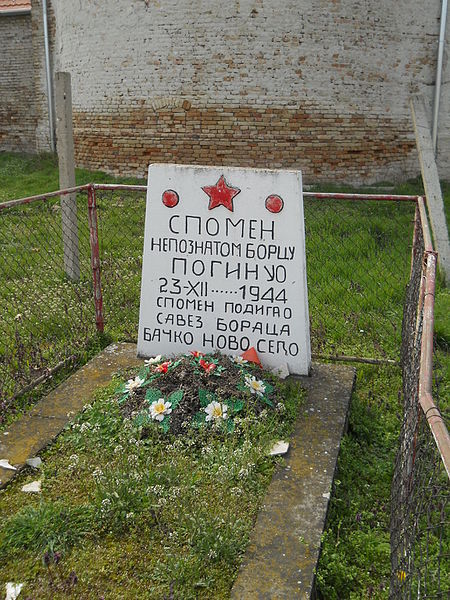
[1,153,449,597]
[0,502,94,557]
[145,387,164,404]
[316,366,403,599]
[0,151,144,203]
[0,373,304,598]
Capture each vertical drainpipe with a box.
[432,0,448,154]
[42,0,55,152]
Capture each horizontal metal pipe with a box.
[1,184,420,212]
[92,183,147,192]
[303,192,418,202]
[0,8,31,15]
[10,355,78,402]
[0,184,91,211]
[312,353,398,366]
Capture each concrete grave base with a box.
[231,362,355,600]
[0,345,354,600]
[0,342,142,488]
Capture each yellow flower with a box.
[244,375,266,397]
[204,401,228,422]
[125,376,144,394]
[150,398,172,422]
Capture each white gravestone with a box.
[137,164,311,375]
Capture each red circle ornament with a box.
[162,189,179,208]
[265,194,284,213]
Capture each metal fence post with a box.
[87,185,104,333]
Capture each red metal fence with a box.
[0,183,448,595]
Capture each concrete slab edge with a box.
[0,342,142,489]
[231,362,355,600]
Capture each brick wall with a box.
[2,1,449,183]
[0,13,36,152]
[73,103,416,183]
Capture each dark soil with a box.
[119,353,282,435]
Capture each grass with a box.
[0,151,449,598]
[0,152,417,418]
[316,365,401,598]
[0,152,143,202]
[0,369,304,599]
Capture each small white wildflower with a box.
[144,355,162,365]
[244,375,266,397]
[79,422,90,433]
[125,376,145,394]
[229,355,248,365]
[68,454,79,464]
[169,487,181,499]
[127,454,139,464]
[125,512,135,520]
[276,402,286,413]
[113,445,123,454]
[148,484,164,496]
[92,467,103,480]
[101,498,111,507]
[204,401,228,422]
[150,398,172,422]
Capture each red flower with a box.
[154,361,171,374]
[190,351,205,358]
[199,359,216,374]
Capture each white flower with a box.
[229,356,248,365]
[144,355,162,365]
[125,376,144,394]
[92,467,103,481]
[68,454,79,465]
[244,375,266,397]
[150,398,172,422]
[204,401,228,422]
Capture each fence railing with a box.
[390,198,449,598]
[0,183,448,597]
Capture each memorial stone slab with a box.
[137,164,311,375]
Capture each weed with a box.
[0,501,94,557]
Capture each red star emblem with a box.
[202,175,241,212]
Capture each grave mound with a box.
[117,352,286,436]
